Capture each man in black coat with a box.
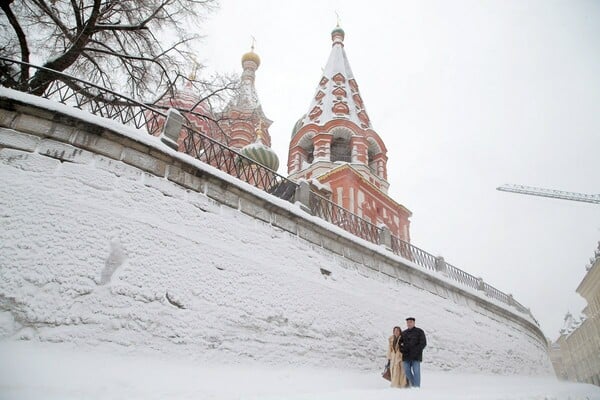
[401,317,427,387]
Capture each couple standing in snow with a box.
[386,317,427,388]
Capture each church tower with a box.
[151,44,278,171]
[220,45,279,171]
[287,26,411,241]
[220,45,274,152]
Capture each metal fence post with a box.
[507,294,516,306]
[160,108,184,150]
[476,277,486,291]
[435,256,448,275]
[378,225,392,250]
[294,180,311,213]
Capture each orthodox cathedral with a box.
[161,25,412,242]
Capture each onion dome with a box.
[331,26,345,42]
[240,142,279,171]
[239,124,279,171]
[242,50,260,68]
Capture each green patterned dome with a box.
[239,142,279,171]
[331,26,345,40]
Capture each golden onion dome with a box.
[241,51,260,68]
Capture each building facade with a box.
[287,26,411,242]
[552,242,600,386]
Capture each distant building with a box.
[286,25,412,241]
[552,242,600,386]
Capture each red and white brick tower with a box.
[151,45,277,168]
[220,46,274,151]
[287,25,412,241]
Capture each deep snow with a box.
[1,341,598,400]
[0,147,550,374]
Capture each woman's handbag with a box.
[382,365,391,381]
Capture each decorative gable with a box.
[332,100,349,115]
[357,110,370,127]
[309,106,323,121]
[332,73,346,85]
[332,87,347,98]
[353,94,363,109]
[348,79,359,93]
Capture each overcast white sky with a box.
[196,0,600,339]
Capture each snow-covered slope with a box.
[0,94,552,376]
[0,150,550,375]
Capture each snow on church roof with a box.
[294,26,373,137]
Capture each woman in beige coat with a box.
[387,326,408,388]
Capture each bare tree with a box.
[0,0,236,109]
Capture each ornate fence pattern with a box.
[0,57,298,203]
[0,58,534,322]
[309,191,380,244]
[391,236,438,271]
[445,262,481,291]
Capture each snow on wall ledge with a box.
[0,90,552,375]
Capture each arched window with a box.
[306,144,314,164]
[330,127,353,163]
[367,137,382,176]
[298,132,315,167]
[331,137,351,162]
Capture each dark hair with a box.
[406,317,416,322]
[392,326,402,350]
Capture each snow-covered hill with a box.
[0,150,549,375]
[0,92,552,379]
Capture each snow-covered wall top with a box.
[0,90,552,375]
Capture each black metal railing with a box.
[0,58,536,323]
[392,236,438,271]
[0,57,298,202]
[178,125,297,201]
[445,261,481,291]
[309,191,381,243]
[1,57,166,133]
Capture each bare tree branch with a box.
[94,0,170,32]
[1,0,31,84]
[0,0,233,128]
[70,0,83,30]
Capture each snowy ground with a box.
[0,341,598,400]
